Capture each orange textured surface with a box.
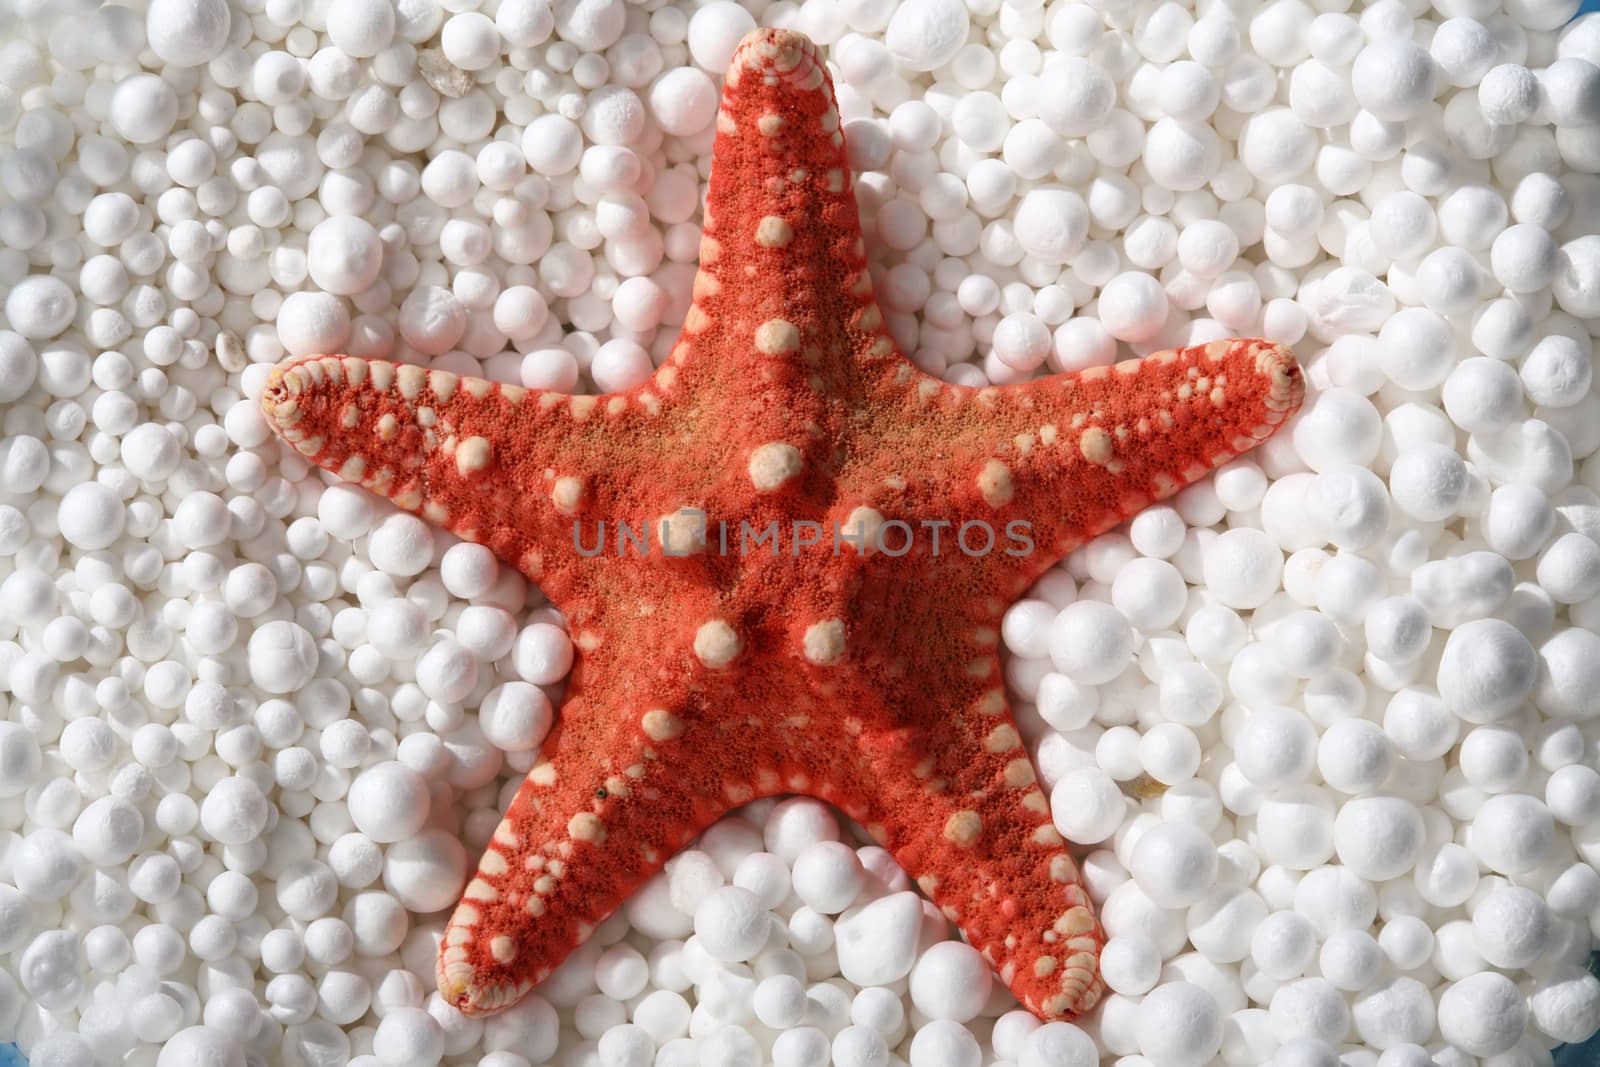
[262,28,1304,1022]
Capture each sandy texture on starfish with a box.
[262,27,1305,1022]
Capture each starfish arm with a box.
[857,706,1107,1020]
[870,340,1304,581]
[437,684,732,1016]
[675,29,895,396]
[260,354,659,578]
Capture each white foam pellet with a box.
[1047,600,1135,685]
[348,761,432,843]
[1013,189,1090,267]
[791,841,866,915]
[1437,973,1528,1057]
[1138,983,1222,1067]
[109,74,180,145]
[909,942,991,1023]
[146,0,232,66]
[200,777,271,846]
[694,887,769,962]
[1468,793,1555,875]
[4,276,76,339]
[835,891,923,987]
[156,1028,245,1067]
[1331,796,1424,881]
[1527,969,1600,1045]
[885,0,969,72]
[382,830,468,914]
[1130,821,1217,908]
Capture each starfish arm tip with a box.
[261,353,654,578]
[862,730,1109,1022]
[436,720,734,1017]
[908,338,1305,565]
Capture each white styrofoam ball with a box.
[348,762,431,843]
[1129,821,1217,908]
[1332,796,1424,881]
[1038,57,1114,137]
[1234,707,1317,788]
[156,1028,246,1067]
[308,216,384,295]
[1202,529,1283,609]
[478,682,554,753]
[1471,885,1551,969]
[1436,619,1538,724]
[200,776,270,845]
[328,0,397,56]
[1520,334,1592,408]
[1137,983,1223,1067]
[1468,793,1555,875]
[694,887,769,962]
[1051,768,1126,845]
[909,942,992,1023]
[382,830,468,913]
[1099,937,1162,996]
[1437,973,1527,1057]
[1048,600,1135,685]
[791,841,866,915]
[1019,1023,1095,1067]
[1527,968,1600,1045]
[1014,188,1089,265]
[146,0,232,67]
[884,0,969,72]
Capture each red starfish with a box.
[262,28,1303,1021]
